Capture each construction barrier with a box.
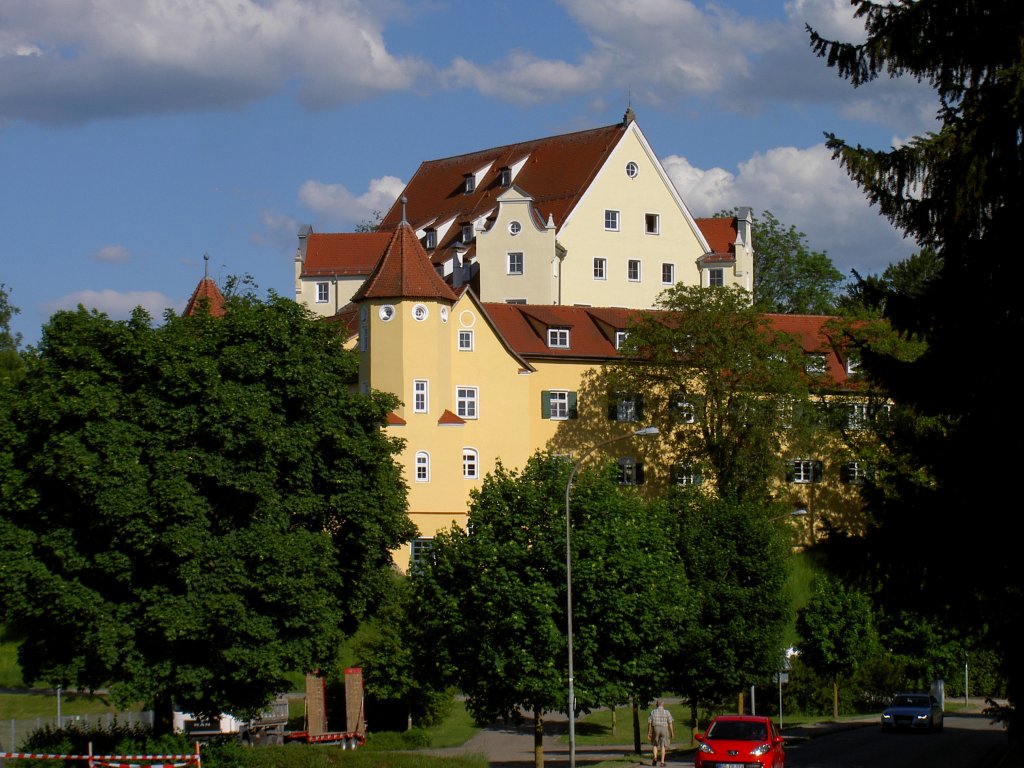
[0,746,200,768]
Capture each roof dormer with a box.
[463,173,475,194]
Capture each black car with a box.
[880,692,944,732]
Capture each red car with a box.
[694,715,785,768]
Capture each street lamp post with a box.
[565,426,659,768]
[771,507,808,522]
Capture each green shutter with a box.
[635,394,644,420]
[541,391,551,419]
[813,460,823,483]
[635,462,645,485]
[568,392,578,419]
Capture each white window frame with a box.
[462,224,474,243]
[548,328,570,349]
[709,268,724,287]
[458,329,474,351]
[844,461,867,484]
[413,379,428,414]
[615,330,628,350]
[604,209,620,231]
[463,448,479,479]
[316,282,329,303]
[424,230,437,249]
[805,354,828,376]
[661,263,675,285]
[549,390,570,420]
[594,257,607,280]
[456,386,479,419]
[627,259,641,282]
[617,456,640,486]
[507,252,524,275]
[674,463,701,486]
[645,213,660,235]
[847,402,869,430]
[410,537,434,569]
[415,451,430,482]
[791,458,816,484]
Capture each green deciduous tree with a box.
[0,283,25,387]
[410,453,687,768]
[808,0,1024,730]
[667,492,792,729]
[609,284,811,503]
[0,291,415,733]
[796,574,876,720]
[749,210,844,315]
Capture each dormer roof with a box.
[379,122,629,255]
[351,222,459,303]
[695,217,738,265]
[300,232,394,279]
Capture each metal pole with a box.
[778,674,783,731]
[565,427,658,768]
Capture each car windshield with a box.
[707,721,767,741]
[892,695,930,708]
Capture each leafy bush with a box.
[362,728,432,751]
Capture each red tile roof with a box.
[300,232,394,278]
[183,277,226,317]
[695,217,737,265]
[379,121,629,256]
[351,222,459,303]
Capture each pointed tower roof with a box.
[183,276,226,317]
[351,222,458,303]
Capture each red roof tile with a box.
[351,223,459,303]
[301,232,394,278]
[379,122,628,255]
[695,216,737,256]
[183,277,226,317]
[438,409,465,425]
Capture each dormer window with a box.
[462,224,474,244]
[548,328,570,349]
[463,174,475,194]
[805,353,827,376]
[424,230,437,249]
[500,167,512,187]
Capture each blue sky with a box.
[1,0,936,347]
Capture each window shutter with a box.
[812,460,823,482]
[840,462,851,483]
[608,400,618,421]
[786,462,796,483]
[636,395,644,420]
[694,467,703,486]
[635,462,645,485]
[568,392,578,419]
[541,391,551,419]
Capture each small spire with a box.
[203,252,209,278]
[401,195,408,225]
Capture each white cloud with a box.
[44,289,179,321]
[298,175,406,224]
[0,0,427,124]
[91,244,131,263]
[665,144,916,277]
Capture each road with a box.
[779,712,1020,768]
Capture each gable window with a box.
[604,209,620,231]
[645,213,660,234]
[415,451,430,482]
[709,268,724,287]
[463,448,479,479]
[410,537,434,571]
[508,220,521,235]
[542,390,578,420]
[615,330,628,350]
[671,462,703,486]
[628,260,641,281]
[548,328,570,348]
[805,354,828,376]
[625,161,638,179]
[463,174,475,194]
[457,386,479,419]
[458,330,474,351]
[413,379,428,414]
[594,257,607,280]
[662,263,675,284]
[462,224,474,243]
[508,252,524,275]
[617,456,645,486]
[609,393,643,422]
[424,230,437,249]
[316,282,329,303]
[788,458,822,484]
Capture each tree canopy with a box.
[0,283,24,386]
[609,284,811,503]
[808,0,1024,728]
[0,291,415,732]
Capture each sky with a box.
[1,0,938,347]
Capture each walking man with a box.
[647,699,674,766]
